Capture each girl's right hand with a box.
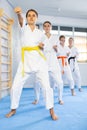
[14,7,22,14]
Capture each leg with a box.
[6,62,30,118]
[49,71,64,105]
[32,82,40,105]
[64,66,76,96]
[73,68,82,92]
[36,70,58,120]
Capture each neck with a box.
[28,24,36,31]
[68,45,72,49]
[60,43,64,47]
[45,32,51,38]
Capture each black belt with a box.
[68,56,75,64]
[68,56,76,72]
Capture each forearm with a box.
[53,45,58,52]
[17,13,23,27]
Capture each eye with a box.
[32,14,36,17]
[27,14,31,17]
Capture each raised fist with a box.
[14,7,22,14]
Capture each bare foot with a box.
[32,100,38,105]
[71,89,76,96]
[50,108,58,120]
[72,92,76,96]
[59,100,64,105]
[79,88,82,92]
[5,109,16,118]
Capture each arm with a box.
[14,7,23,27]
[53,45,58,52]
[66,47,71,57]
[38,33,46,50]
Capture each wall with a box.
[79,63,87,86]
[0,0,20,98]
[0,1,87,93]
[38,14,87,28]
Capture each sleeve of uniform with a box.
[56,43,61,56]
[40,33,47,43]
[53,35,59,46]
[66,46,71,53]
[40,32,47,46]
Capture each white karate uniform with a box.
[44,35,63,101]
[34,35,63,101]
[68,46,81,89]
[57,44,74,89]
[10,24,54,110]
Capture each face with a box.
[43,23,52,33]
[26,11,37,25]
[60,37,65,46]
[69,38,73,47]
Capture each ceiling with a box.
[7,0,87,19]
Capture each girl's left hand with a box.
[38,43,44,49]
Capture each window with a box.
[38,23,87,62]
[74,28,87,62]
[51,26,58,35]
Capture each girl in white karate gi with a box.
[6,7,58,120]
[57,35,75,96]
[68,37,82,92]
[33,21,64,105]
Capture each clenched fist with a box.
[14,7,22,14]
[38,43,44,50]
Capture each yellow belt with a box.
[21,46,46,76]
